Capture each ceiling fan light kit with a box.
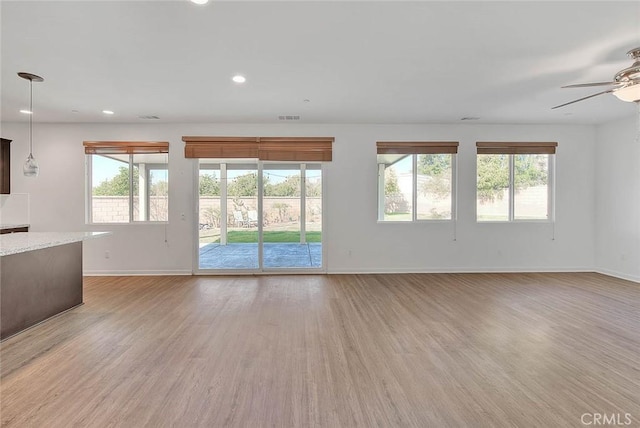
[554,47,640,109]
[612,83,640,102]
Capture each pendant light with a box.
[18,72,44,177]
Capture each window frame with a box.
[86,151,169,225]
[138,160,169,222]
[475,142,556,223]
[377,150,458,223]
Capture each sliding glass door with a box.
[305,164,323,267]
[197,161,323,272]
[198,162,259,270]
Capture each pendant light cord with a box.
[29,77,33,156]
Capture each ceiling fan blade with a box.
[561,82,621,88]
[551,89,614,109]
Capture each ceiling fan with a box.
[552,47,640,109]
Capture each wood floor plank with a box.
[1,273,639,427]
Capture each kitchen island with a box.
[0,232,109,340]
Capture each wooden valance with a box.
[83,141,169,155]
[259,137,333,161]
[376,141,459,155]
[182,136,333,161]
[476,142,557,155]
[183,137,259,159]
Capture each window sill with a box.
[87,221,169,226]
[377,219,454,224]
[476,220,553,224]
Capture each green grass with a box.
[384,212,412,221]
[212,230,322,243]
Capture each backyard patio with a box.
[199,242,322,269]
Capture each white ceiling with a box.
[1,1,639,125]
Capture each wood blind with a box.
[83,141,169,155]
[476,142,557,155]
[182,137,259,159]
[376,141,459,154]
[259,137,333,161]
[182,136,333,161]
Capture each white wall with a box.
[595,115,640,282]
[1,121,596,275]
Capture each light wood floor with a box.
[1,273,639,427]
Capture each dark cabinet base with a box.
[1,242,83,340]
[0,227,29,234]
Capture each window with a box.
[84,141,169,223]
[377,141,458,221]
[476,142,556,222]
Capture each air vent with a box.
[139,115,160,120]
[278,115,300,121]
[460,117,480,121]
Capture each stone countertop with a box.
[0,224,30,230]
[0,232,111,257]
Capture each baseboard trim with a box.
[81,267,639,284]
[328,267,595,275]
[83,270,192,276]
[595,268,640,284]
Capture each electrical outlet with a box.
[105,250,110,259]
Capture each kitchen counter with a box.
[0,231,109,256]
[1,231,110,340]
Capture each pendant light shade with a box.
[23,153,38,177]
[18,72,44,178]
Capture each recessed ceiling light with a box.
[232,75,246,84]
[102,110,114,115]
[191,0,209,4]
[20,109,32,114]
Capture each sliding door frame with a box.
[193,160,327,275]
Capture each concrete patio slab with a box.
[199,242,322,270]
